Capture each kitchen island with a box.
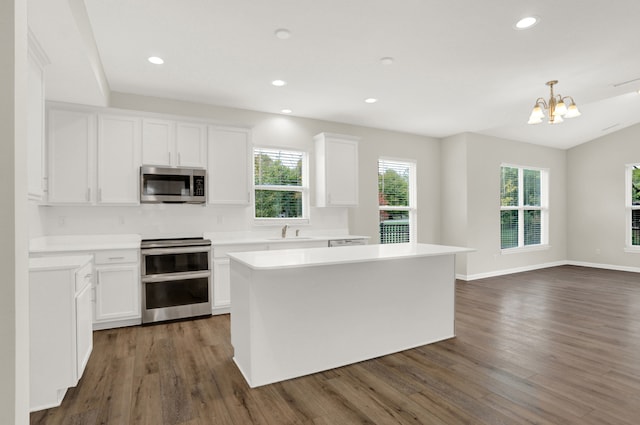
[229,243,472,388]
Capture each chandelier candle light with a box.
[528,80,581,124]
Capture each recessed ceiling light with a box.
[380,57,394,65]
[274,28,291,39]
[272,79,287,87]
[364,98,378,104]
[281,108,293,114]
[514,16,539,30]
[148,56,164,65]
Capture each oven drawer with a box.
[95,250,138,265]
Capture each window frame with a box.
[625,163,640,252]
[378,157,417,244]
[500,163,549,253]
[252,146,310,225]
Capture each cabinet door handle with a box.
[84,273,92,280]
[98,188,102,202]
[178,152,181,165]
[168,151,172,165]
[86,187,91,201]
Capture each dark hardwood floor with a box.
[31,265,640,424]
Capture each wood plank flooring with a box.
[31,265,640,424]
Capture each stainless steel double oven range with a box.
[140,237,212,324]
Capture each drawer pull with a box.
[108,256,125,260]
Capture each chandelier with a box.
[528,80,581,124]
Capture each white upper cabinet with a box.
[142,119,207,168]
[314,132,360,207]
[97,115,141,204]
[47,108,96,204]
[207,126,250,205]
[27,32,49,201]
[176,122,207,168]
[141,119,172,166]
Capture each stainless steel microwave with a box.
[140,166,206,204]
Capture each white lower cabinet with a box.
[212,240,327,313]
[93,249,140,329]
[212,257,232,311]
[212,244,267,313]
[29,256,93,412]
[30,248,141,330]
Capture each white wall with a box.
[441,133,568,279]
[33,92,442,243]
[441,133,468,275]
[567,123,640,270]
[0,0,30,423]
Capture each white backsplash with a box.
[33,203,349,240]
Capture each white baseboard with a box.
[566,260,640,274]
[456,259,640,281]
[457,261,567,281]
[212,306,230,315]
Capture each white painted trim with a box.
[457,261,567,281]
[92,318,141,331]
[501,244,551,255]
[565,260,640,274]
[212,306,230,315]
[456,259,640,281]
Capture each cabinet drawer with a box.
[75,262,93,293]
[94,250,138,265]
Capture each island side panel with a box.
[231,254,456,388]
[229,261,253,384]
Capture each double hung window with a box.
[626,164,640,249]
[500,165,548,250]
[378,159,416,243]
[253,148,308,221]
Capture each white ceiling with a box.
[28,0,640,149]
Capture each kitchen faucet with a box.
[281,224,289,239]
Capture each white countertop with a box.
[30,234,141,253]
[228,243,473,270]
[29,255,93,271]
[29,232,368,253]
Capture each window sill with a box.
[501,244,551,255]
[624,246,640,253]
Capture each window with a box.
[500,165,548,250]
[378,159,416,243]
[626,164,640,249]
[253,148,308,221]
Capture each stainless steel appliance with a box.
[140,166,206,204]
[141,237,212,324]
[328,238,367,247]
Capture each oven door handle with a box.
[141,246,211,256]
[142,270,211,283]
